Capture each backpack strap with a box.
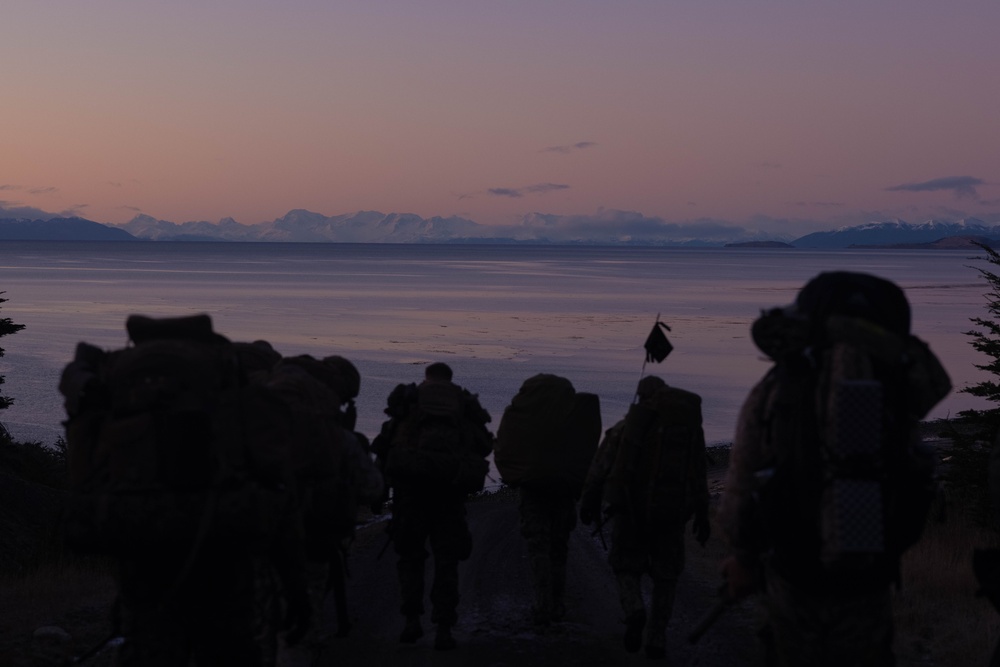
[757,356,825,583]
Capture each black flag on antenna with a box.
[644,320,673,363]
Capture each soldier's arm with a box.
[690,416,710,516]
[718,373,775,563]
[579,422,623,516]
[370,418,396,460]
[344,431,385,504]
[461,389,494,457]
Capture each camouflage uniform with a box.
[719,365,896,667]
[373,367,492,649]
[391,487,474,627]
[517,485,577,624]
[580,379,710,657]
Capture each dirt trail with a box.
[283,485,760,667]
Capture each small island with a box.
[723,241,795,248]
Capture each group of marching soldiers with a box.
[56,318,706,665]
[53,269,953,667]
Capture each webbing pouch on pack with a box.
[820,379,885,569]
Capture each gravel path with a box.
[282,480,760,667]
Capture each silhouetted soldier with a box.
[371,362,492,650]
[494,373,601,627]
[579,374,710,660]
[59,318,302,667]
[719,272,948,666]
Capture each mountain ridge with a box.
[3,211,1000,248]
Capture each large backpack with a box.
[383,382,491,496]
[60,314,292,556]
[494,374,601,496]
[262,357,352,560]
[603,384,705,525]
[750,272,950,586]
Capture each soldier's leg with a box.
[329,548,351,637]
[427,502,469,627]
[395,552,428,619]
[610,516,647,653]
[114,559,191,667]
[252,558,282,667]
[392,502,430,641]
[822,586,894,667]
[518,489,555,625]
[764,570,894,667]
[427,501,470,650]
[189,555,266,667]
[549,494,578,621]
[645,526,686,658]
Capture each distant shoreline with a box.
[3,214,1000,248]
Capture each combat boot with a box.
[617,573,646,653]
[399,615,423,643]
[644,579,676,659]
[623,609,646,653]
[434,623,456,651]
[552,562,567,622]
[529,553,554,627]
[551,599,567,623]
[645,644,666,660]
[531,605,552,627]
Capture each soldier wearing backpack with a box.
[316,354,383,638]
[494,374,602,627]
[719,272,950,667]
[579,374,711,660]
[59,316,304,667]
[371,362,493,651]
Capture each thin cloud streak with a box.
[488,188,522,198]
[542,141,597,154]
[488,183,570,198]
[886,176,985,199]
[791,201,845,208]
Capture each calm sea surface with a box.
[0,241,988,447]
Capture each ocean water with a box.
[0,241,989,447]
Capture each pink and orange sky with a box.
[3,0,998,236]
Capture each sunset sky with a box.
[3,1,998,237]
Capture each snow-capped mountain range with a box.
[120,210,486,243]
[791,218,996,248]
[1,210,998,247]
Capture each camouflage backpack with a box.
[59,314,292,556]
[383,382,491,496]
[494,373,602,496]
[751,272,950,585]
[262,357,352,560]
[603,384,705,525]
